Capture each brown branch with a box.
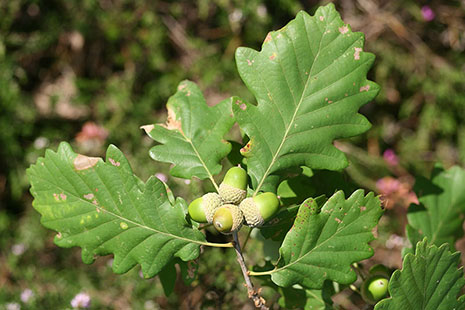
[232,231,269,310]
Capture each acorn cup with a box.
[188,192,223,224]
[239,192,279,227]
[218,166,247,204]
[212,204,243,234]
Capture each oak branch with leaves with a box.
[27,4,465,309]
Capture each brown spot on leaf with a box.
[247,59,253,66]
[319,16,324,21]
[269,52,277,60]
[240,140,253,157]
[335,217,342,223]
[160,106,183,133]
[57,232,62,238]
[53,193,59,201]
[360,206,367,212]
[372,226,378,238]
[140,124,154,134]
[354,47,362,60]
[74,154,100,170]
[60,193,67,201]
[264,33,272,43]
[109,158,120,167]
[339,26,349,34]
[360,85,370,92]
[239,103,247,110]
[84,193,94,200]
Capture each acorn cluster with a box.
[188,167,279,234]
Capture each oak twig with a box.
[232,231,269,310]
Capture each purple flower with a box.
[71,292,91,309]
[383,149,399,166]
[20,289,34,303]
[421,5,435,21]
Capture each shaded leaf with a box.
[260,195,327,242]
[143,80,235,180]
[27,142,208,278]
[159,260,177,296]
[233,3,379,192]
[407,165,465,252]
[375,239,465,310]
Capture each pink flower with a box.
[75,122,108,143]
[383,149,399,166]
[20,289,34,303]
[421,6,435,22]
[376,177,401,195]
[71,292,91,309]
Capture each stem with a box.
[201,241,234,248]
[232,231,269,310]
[241,227,253,250]
[248,269,275,276]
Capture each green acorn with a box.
[239,192,279,227]
[212,204,243,234]
[361,274,389,304]
[188,192,223,224]
[218,166,247,204]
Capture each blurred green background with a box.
[1,0,464,309]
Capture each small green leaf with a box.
[375,239,465,310]
[27,143,208,278]
[234,3,379,193]
[407,165,465,252]
[254,190,383,289]
[143,80,235,180]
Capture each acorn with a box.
[361,274,389,304]
[218,166,247,204]
[239,192,279,227]
[212,204,243,234]
[188,193,223,224]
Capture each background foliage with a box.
[1,0,465,309]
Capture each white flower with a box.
[70,292,91,309]
[11,244,26,256]
[6,303,20,310]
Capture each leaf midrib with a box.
[271,198,375,275]
[30,165,215,248]
[253,16,330,195]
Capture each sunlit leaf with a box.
[234,3,379,192]
[27,142,208,278]
[143,80,235,180]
